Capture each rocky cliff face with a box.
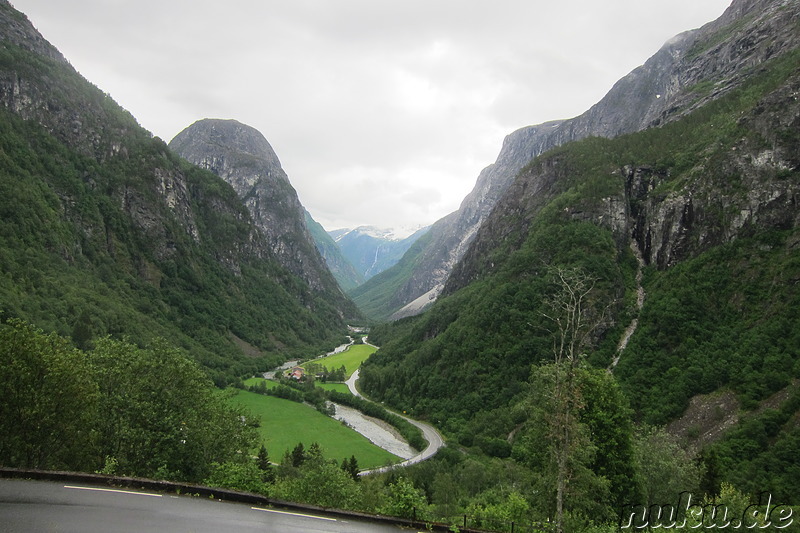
[543,0,799,145]
[445,0,800,295]
[365,0,799,320]
[169,119,344,298]
[359,121,564,319]
[629,74,800,270]
[359,0,800,444]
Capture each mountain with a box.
[168,119,358,316]
[329,225,429,282]
[361,0,800,500]
[355,0,800,322]
[352,121,565,320]
[303,211,365,292]
[0,1,354,383]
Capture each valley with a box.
[237,337,445,473]
[1,0,799,531]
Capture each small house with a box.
[290,366,305,380]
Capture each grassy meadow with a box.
[302,343,377,378]
[316,383,351,394]
[227,389,398,469]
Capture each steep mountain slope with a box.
[304,211,365,291]
[168,118,357,318]
[330,225,429,281]
[353,121,564,320]
[357,0,799,321]
[0,1,352,383]
[361,0,800,498]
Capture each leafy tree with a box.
[203,460,270,495]
[0,319,98,471]
[272,445,362,509]
[70,309,93,350]
[89,337,256,482]
[379,477,429,520]
[631,425,702,510]
[430,472,460,519]
[537,267,607,533]
[466,490,530,531]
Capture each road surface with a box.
[0,479,407,533]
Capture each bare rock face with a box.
[170,119,340,295]
[368,0,800,320]
[386,121,565,319]
[445,1,800,295]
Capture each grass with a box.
[244,376,351,395]
[227,389,398,469]
[302,343,376,378]
[316,383,351,394]
[243,376,278,389]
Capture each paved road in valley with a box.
[346,369,446,475]
[0,479,407,533]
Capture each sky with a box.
[12,0,731,235]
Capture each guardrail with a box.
[1,467,552,533]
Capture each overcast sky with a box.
[13,0,731,234]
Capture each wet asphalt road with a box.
[0,479,408,533]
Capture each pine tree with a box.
[290,442,305,467]
[341,455,359,481]
[256,444,275,483]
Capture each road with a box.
[346,369,446,475]
[0,479,407,533]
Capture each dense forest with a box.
[359,43,800,529]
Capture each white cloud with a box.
[12,0,732,231]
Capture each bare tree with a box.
[539,267,604,533]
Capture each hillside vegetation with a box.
[0,3,353,384]
[361,46,800,510]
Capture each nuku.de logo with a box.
[619,492,794,529]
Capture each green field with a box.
[316,382,351,394]
[302,343,376,378]
[243,376,351,394]
[243,376,279,389]
[227,389,398,469]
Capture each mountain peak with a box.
[170,118,283,177]
[333,225,426,242]
[170,118,349,300]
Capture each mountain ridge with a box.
[359,0,800,501]
[168,118,354,311]
[0,2,353,382]
[329,224,430,283]
[353,0,798,321]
